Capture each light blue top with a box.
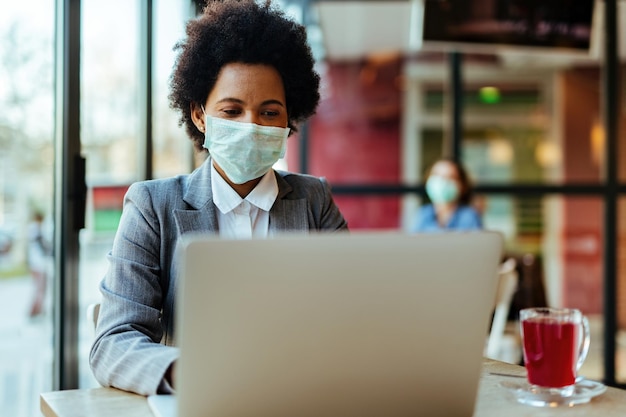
[413,204,482,232]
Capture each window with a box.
[0,1,55,415]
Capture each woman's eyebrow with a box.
[214,97,285,108]
[215,97,244,105]
[261,99,286,108]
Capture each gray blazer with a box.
[89,158,348,395]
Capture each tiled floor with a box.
[0,277,51,417]
[0,277,98,417]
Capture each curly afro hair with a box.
[169,0,321,151]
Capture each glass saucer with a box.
[499,378,607,407]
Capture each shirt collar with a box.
[211,162,278,214]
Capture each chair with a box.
[485,257,521,363]
[507,253,548,320]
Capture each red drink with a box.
[522,317,579,388]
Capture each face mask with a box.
[425,175,460,204]
[203,115,290,184]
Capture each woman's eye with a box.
[221,109,242,116]
[262,110,280,117]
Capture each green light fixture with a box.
[479,86,501,104]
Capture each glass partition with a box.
[617,197,626,383]
[404,61,604,187]
[333,195,401,230]
[152,1,194,178]
[5,0,624,399]
[78,0,191,389]
[79,0,142,389]
[0,1,55,415]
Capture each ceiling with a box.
[313,0,625,66]
[313,1,417,61]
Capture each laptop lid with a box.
[175,231,503,417]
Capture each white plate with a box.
[500,378,607,407]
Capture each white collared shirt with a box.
[211,162,278,239]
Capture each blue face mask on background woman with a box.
[425,175,460,204]
[203,115,290,184]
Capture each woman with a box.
[89,0,348,396]
[27,211,51,317]
[413,158,482,232]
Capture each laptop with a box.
[149,231,503,417]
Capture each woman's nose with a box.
[242,112,261,125]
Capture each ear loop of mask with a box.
[199,105,207,132]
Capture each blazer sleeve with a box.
[89,182,179,396]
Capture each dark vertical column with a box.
[53,0,84,390]
[140,0,154,180]
[603,0,619,387]
[449,52,463,160]
[298,0,312,174]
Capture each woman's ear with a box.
[190,102,206,133]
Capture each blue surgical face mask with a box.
[425,175,460,204]
[203,115,290,184]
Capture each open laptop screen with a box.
[175,231,503,417]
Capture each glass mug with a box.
[519,307,590,396]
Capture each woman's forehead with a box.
[431,161,460,179]
[208,62,286,106]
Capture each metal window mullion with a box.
[603,0,619,388]
[139,0,153,181]
[298,0,311,175]
[53,0,82,390]
[449,51,463,160]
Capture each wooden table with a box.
[41,359,626,417]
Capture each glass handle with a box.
[577,315,591,371]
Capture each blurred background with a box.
[1,0,625,415]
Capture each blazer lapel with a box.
[269,173,308,233]
[173,163,309,235]
[174,208,218,235]
[174,158,219,235]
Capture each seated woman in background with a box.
[413,158,482,232]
